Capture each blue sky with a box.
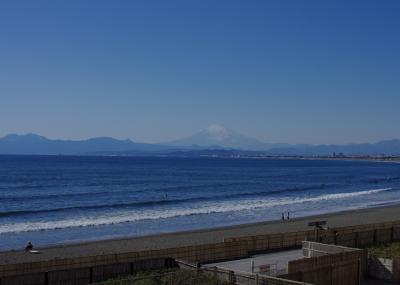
[0,0,399,144]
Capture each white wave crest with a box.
[0,187,392,234]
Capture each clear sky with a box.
[0,0,399,144]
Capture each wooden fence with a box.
[199,266,312,285]
[224,220,400,250]
[1,220,400,284]
[1,258,175,285]
[283,247,368,285]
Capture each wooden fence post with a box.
[196,262,201,273]
[314,228,319,242]
[228,270,234,284]
[354,232,359,248]
[333,230,337,245]
[89,267,93,284]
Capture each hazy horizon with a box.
[2,123,400,146]
[1,1,399,144]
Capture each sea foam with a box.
[0,187,392,234]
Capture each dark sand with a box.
[1,205,400,265]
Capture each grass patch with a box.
[97,269,228,285]
[369,242,400,259]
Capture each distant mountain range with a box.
[0,134,167,155]
[0,125,400,156]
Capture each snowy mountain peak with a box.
[204,124,230,141]
[166,125,270,150]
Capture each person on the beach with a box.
[287,211,290,220]
[281,213,285,221]
[25,242,33,252]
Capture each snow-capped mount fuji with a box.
[166,124,282,150]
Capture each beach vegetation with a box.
[96,269,228,285]
[369,242,400,259]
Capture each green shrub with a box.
[369,242,400,259]
[98,269,227,285]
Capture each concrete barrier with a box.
[369,257,400,283]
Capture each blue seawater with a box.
[1,155,400,250]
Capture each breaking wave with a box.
[0,187,392,234]
[0,184,331,217]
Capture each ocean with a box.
[1,155,400,250]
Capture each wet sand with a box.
[1,204,400,265]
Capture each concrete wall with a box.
[369,257,400,283]
[1,220,400,285]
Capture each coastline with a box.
[1,156,399,256]
[2,203,400,265]
[1,153,399,163]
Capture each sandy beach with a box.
[1,204,400,266]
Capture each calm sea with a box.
[1,155,400,250]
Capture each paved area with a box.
[206,249,303,276]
